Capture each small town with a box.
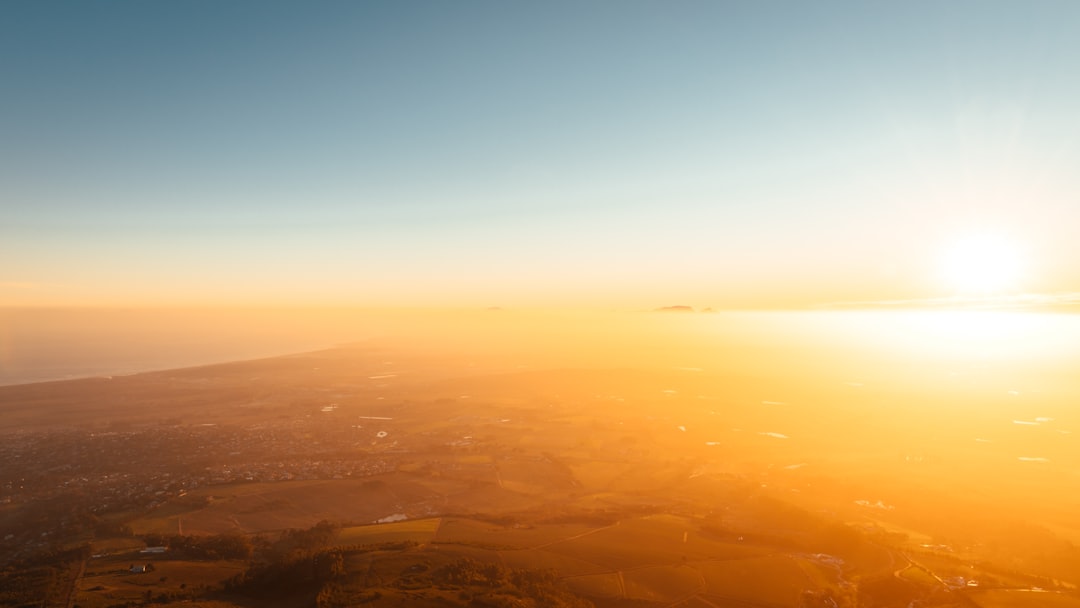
[0,416,407,558]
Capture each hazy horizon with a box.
[6,305,1080,387]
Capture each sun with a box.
[939,235,1023,295]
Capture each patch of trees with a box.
[218,522,352,598]
[313,556,595,608]
[219,519,593,608]
[131,587,197,605]
[226,538,419,599]
[0,545,89,607]
[140,532,253,559]
[273,520,339,555]
[0,564,66,608]
[315,584,381,607]
[223,548,345,597]
[431,558,593,608]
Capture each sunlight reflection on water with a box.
[690,309,1080,366]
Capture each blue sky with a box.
[3,1,1079,307]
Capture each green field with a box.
[336,517,441,545]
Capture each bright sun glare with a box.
[940,235,1023,295]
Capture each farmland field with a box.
[544,515,766,570]
[969,590,1080,608]
[564,572,624,599]
[337,517,441,545]
[75,556,246,608]
[497,548,610,577]
[130,477,454,535]
[622,564,703,602]
[698,555,812,606]
[434,517,601,549]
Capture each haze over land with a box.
[5,308,1080,607]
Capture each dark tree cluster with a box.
[432,558,593,608]
[0,545,89,608]
[140,532,254,560]
[224,547,346,597]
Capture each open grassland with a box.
[429,543,503,564]
[858,516,938,548]
[496,457,577,495]
[674,597,729,608]
[454,453,494,464]
[622,564,704,602]
[544,515,766,569]
[698,555,811,606]
[130,477,454,535]
[497,548,609,577]
[438,483,541,513]
[569,461,636,490]
[76,555,246,608]
[542,527,681,570]
[908,552,1040,588]
[557,547,813,605]
[969,590,1080,608]
[90,536,146,555]
[434,518,600,549]
[793,556,843,587]
[898,564,942,587]
[337,518,441,545]
[563,571,623,599]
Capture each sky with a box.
[3,1,1080,309]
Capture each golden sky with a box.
[3,3,1079,309]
